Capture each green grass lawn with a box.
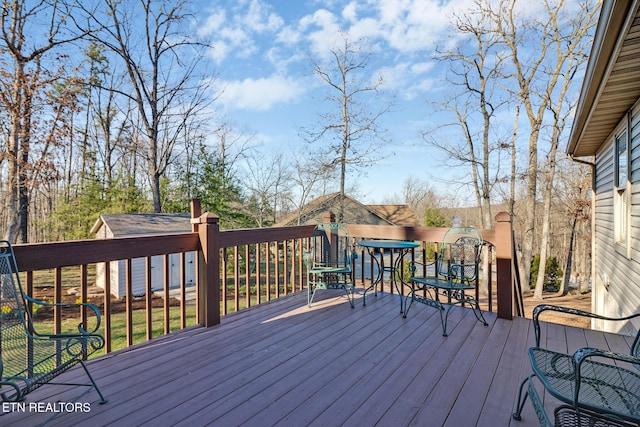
[27,292,289,357]
[19,261,303,356]
[30,304,198,357]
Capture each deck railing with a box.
[346,212,514,317]
[11,209,514,354]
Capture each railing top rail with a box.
[12,217,508,273]
[218,225,316,247]
[12,225,318,272]
[13,232,199,272]
[345,224,498,247]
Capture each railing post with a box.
[322,211,336,223]
[495,212,513,320]
[191,199,202,322]
[193,213,221,327]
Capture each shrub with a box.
[530,255,563,291]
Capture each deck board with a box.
[443,315,513,427]
[1,290,634,427]
[476,317,533,427]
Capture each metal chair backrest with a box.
[308,223,353,269]
[0,241,28,331]
[0,241,34,385]
[437,226,483,283]
[631,329,640,360]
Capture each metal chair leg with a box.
[80,360,108,404]
[512,375,531,421]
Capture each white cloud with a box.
[370,58,438,100]
[411,62,434,74]
[299,9,342,58]
[210,40,230,63]
[201,0,285,63]
[376,0,448,52]
[342,2,358,22]
[244,0,284,32]
[275,25,302,45]
[348,17,382,41]
[265,47,305,73]
[217,75,308,111]
[203,1,463,111]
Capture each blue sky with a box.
[194,0,485,204]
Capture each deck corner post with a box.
[495,211,513,320]
[195,212,221,327]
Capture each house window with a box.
[614,129,629,246]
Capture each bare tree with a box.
[553,159,591,295]
[0,0,92,243]
[88,0,213,213]
[486,0,599,291]
[398,177,444,225]
[507,99,521,216]
[305,31,392,221]
[533,35,590,298]
[427,3,509,229]
[243,149,290,227]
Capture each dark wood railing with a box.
[11,209,514,354]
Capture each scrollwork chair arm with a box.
[23,293,102,335]
[532,304,640,347]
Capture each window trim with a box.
[613,114,631,258]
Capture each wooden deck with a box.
[2,290,634,427]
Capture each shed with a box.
[91,214,196,298]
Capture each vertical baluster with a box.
[80,264,88,360]
[245,245,250,309]
[126,259,133,347]
[283,240,289,296]
[256,243,261,304]
[266,242,272,301]
[104,262,112,353]
[297,238,303,292]
[54,267,62,335]
[234,246,240,312]
[146,256,152,340]
[222,248,228,315]
[276,241,281,298]
[80,265,88,337]
[164,254,170,335]
[180,252,186,328]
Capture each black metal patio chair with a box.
[304,223,356,308]
[0,240,107,404]
[513,304,640,426]
[406,225,487,336]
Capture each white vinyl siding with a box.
[593,104,640,334]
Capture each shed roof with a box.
[91,213,191,237]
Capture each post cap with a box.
[190,212,220,224]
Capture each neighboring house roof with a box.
[367,204,422,226]
[568,1,640,157]
[91,213,191,238]
[90,196,421,236]
[275,193,421,226]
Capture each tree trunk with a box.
[559,215,577,296]
[519,126,540,293]
[533,178,552,298]
[5,62,26,243]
